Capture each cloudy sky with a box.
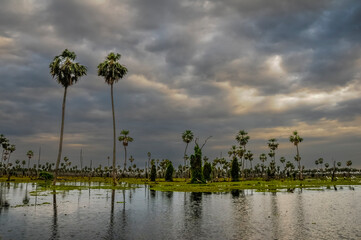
[1,0,361,169]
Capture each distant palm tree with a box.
[98,52,128,185]
[267,138,279,163]
[118,130,134,172]
[280,157,286,170]
[129,155,135,174]
[346,160,352,176]
[236,130,250,178]
[315,159,319,170]
[324,162,329,175]
[244,150,253,168]
[244,150,254,177]
[289,130,303,180]
[259,153,267,176]
[50,49,87,185]
[7,144,16,165]
[147,152,151,178]
[26,150,34,176]
[182,130,194,179]
[228,145,238,159]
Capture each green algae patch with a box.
[145,178,361,193]
[2,176,361,193]
[12,202,52,208]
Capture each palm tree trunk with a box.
[37,146,41,178]
[123,146,127,173]
[296,145,302,180]
[111,83,117,186]
[184,142,188,181]
[242,147,246,179]
[53,87,67,185]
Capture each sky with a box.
[1,0,361,169]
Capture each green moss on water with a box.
[2,176,360,193]
[145,178,361,192]
[12,202,52,208]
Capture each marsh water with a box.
[0,182,360,240]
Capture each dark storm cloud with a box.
[1,0,361,167]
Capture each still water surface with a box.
[0,182,360,240]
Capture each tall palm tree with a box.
[98,52,128,185]
[236,130,250,178]
[50,49,87,185]
[289,130,303,180]
[182,130,194,179]
[118,130,134,172]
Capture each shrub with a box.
[165,162,174,182]
[203,162,212,181]
[190,144,205,183]
[150,164,156,181]
[39,171,54,180]
[231,157,239,181]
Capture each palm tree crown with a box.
[236,130,250,146]
[97,52,128,85]
[182,130,194,144]
[289,131,303,146]
[267,138,279,151]
[118,130,134,146]
[27,150,34,159]
[50,49,87,88]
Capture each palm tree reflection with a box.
[106,189,115,240]
[51,190,59,240]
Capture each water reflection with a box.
[270,193,280,239]
[189,192,202,219]
[0,182,360,240]
[106,189,115,240]
[23,183,30,204]
[51,190,59,240]
[0,182,10,214]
